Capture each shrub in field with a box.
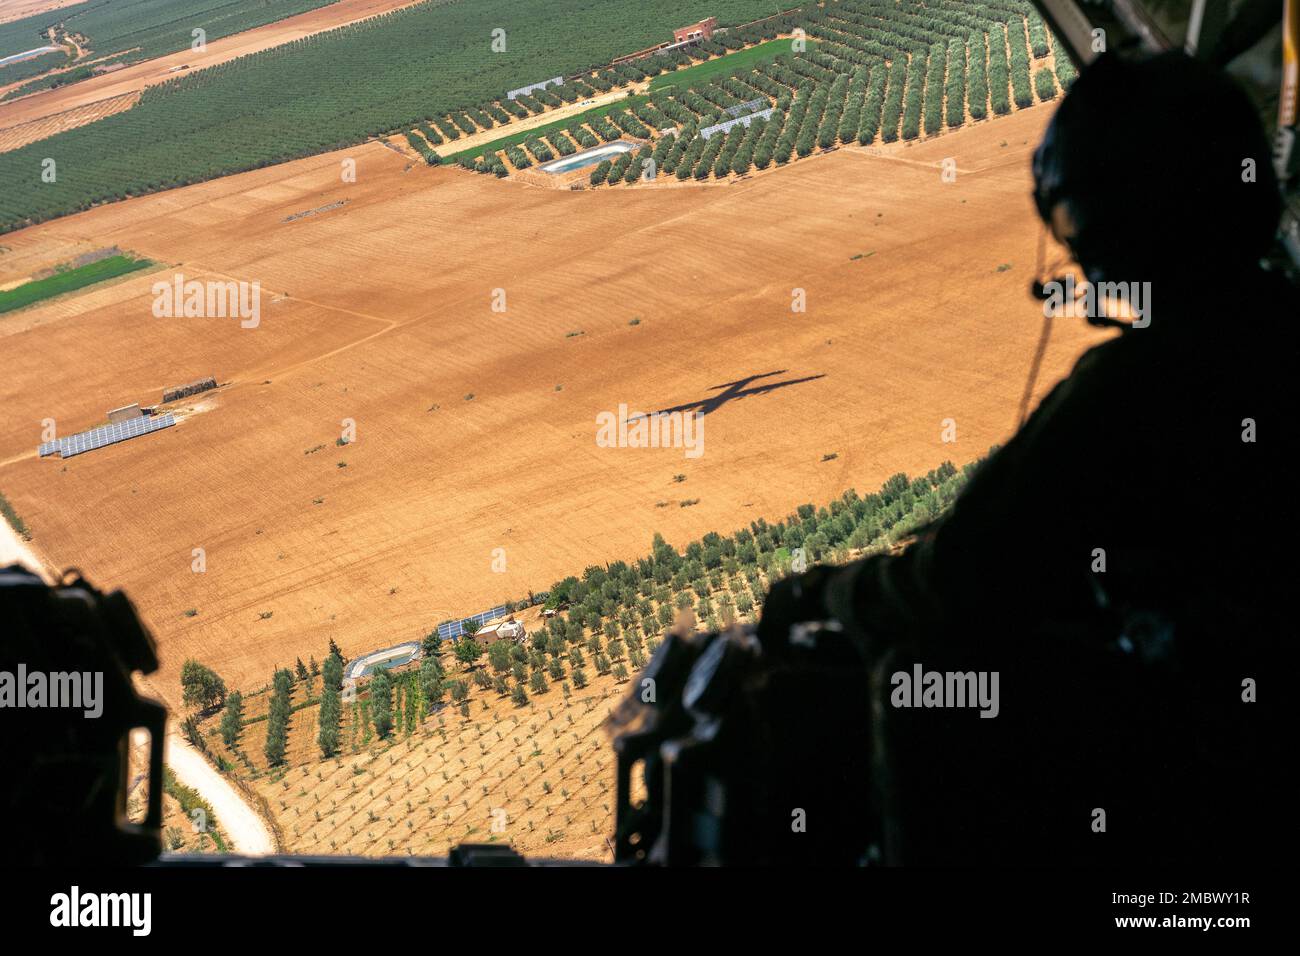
[677,136,704,178]
[610,110,651,138]
[504,144,531,168]
[591,116,621,141]
[1055,42,1079,91]
[569,123,599,148]
[607,152,632,184]
[901,50,927,140]
[403,130,439,164]
[220,691,244,748]
[817,73,850,148]
[731,141,754,174]
[448,679,469,704]
[318,653,343,757]
[487,641,512,674]
[879,59,907,142]
[967,30,989,121]
[371,669,394,739]
[945,37,967,128]
[182,660,227,712]
[546,132,576,156]
[590,159,612,185]
[652,132,675,167]
[524,137,554,162]
[859,63,887,144]
[1008,19,1034,108]
[1027,11,1051,58]
[923,42,945,135]
[693,135,724,179]
[515,93,544,114]
[989,24,1011,115]
[1034,66,1058,102]
[454,637,484,669]
[837,64,869,143]
[529,670,549,695]
[264,668,292,766]
[420,657,445,704]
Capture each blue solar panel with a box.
[700,106,774,140]
[438,604,511,639]
[38,413,177,459]
[725,98,764,118]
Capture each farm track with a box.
[165,727,276,855]
[444,84,649,159]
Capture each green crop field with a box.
[445,0,1066,190]
[0,48,70,85]
[0,0,783,232]
[0,12,58,60]
[1,0,340,100]
[648,37,818,92]
[0,253,153,314]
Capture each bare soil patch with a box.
[0,102,1108,713]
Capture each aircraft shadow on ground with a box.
[628,370,827,421]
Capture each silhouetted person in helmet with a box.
[764,52,1295,866]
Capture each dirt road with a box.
[3,506,273,853]
[0,505,53,580]
[446,85,647,157]
[166,728,275,855]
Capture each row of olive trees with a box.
[317,650,345,757]
[264,667,293,766]
[403,130,439,165]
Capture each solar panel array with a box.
[506,76,562,100]
[38,413,177,459]
[725,98,764,118]
[437,604,511,640]
[699,107,775,140]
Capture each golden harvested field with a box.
[0,101,1109,716]
[0,0,81,25]
[0,89,139,152]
